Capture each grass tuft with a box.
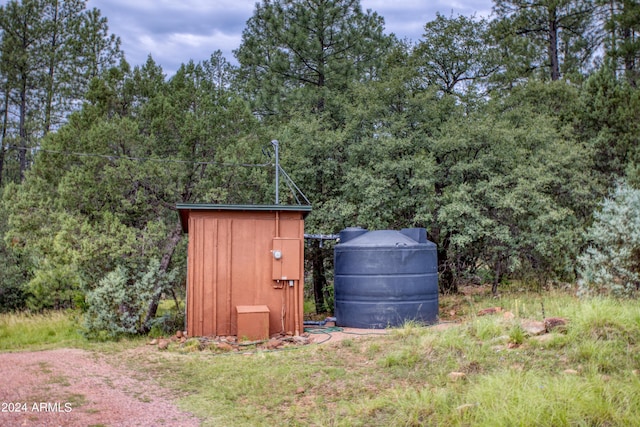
[0,310,83,351]
[3,291,640,426]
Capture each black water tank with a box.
[334,227,438,328]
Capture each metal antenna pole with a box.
[271,140,279,204]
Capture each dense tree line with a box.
[1,0,639,334]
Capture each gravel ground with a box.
[0,328,399,427]
[0,348,200,427]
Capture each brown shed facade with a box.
[177,204,311,338]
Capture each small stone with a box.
[296,387,305,394]
[431,322,459,332]
[477,307,502,316]
[265,339,283,350]
[157,339,170,350]
[175,330,183,338]
[217,342,234,352]
[448,372,467,381]
[293,335,310,345]
[502,311,515,320]
[544,317,568,333]
[521,321,546,336]
[148,338,158,345]
[563,369,579,375]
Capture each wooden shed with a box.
[177,204,311,339]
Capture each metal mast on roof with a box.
[266,139,310,206]
[272,140,279,205]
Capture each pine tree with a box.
[601,0,640,86]
[491,0,600,83]
[0,0,121,182]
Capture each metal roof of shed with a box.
[176,204,312,233]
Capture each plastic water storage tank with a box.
[334,227,438,328]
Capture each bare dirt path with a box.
[0,328,403,427]
[0,348,200,427]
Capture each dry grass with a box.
[3,290,640,426]
[123,289,640,426]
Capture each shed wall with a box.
[186,210,305,337]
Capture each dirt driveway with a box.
[0,348,200,427]
[0,327,399,426]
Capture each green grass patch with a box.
[121,292,640,426]
[0,310,149,352]
[0,310,84,351]
[3,291,640,426]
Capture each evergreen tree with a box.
[601,0,640,86]
[235,0,391,115]
[433,94,597,292]
[491,0,600,84]
[0,0,121,182]
[577,66,640,181]
[0,0,48,181]
[413,13,499,100]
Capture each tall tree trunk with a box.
[437,234,457,294]
[310,240,328,313]
[0,146,4,188]
[492,257,506,295]
[433,170,457,294]
[548,7,560,81]
[44,0,60,135]
[621,0,638,87]
[0,87,9,186]
[141,222,184,332]
[18,75,27,182]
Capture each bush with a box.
[0,253,27,312]
[83,258,177,339]
[0,277,26,312]
[578,181,640,297]
[25,263,82,311]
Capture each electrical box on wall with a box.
[272,238,301,280]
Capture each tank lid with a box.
[339,227,368,244]
[338,229,426,247]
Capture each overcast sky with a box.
[2,0,493,76]
[86,0,494,76]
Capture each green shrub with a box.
[82,258,177,339]
[25,262,82,311]
[578,181,640,297]
[0,272,26,312]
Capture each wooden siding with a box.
[185,209,305,337]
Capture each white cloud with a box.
[1,0,492,76]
